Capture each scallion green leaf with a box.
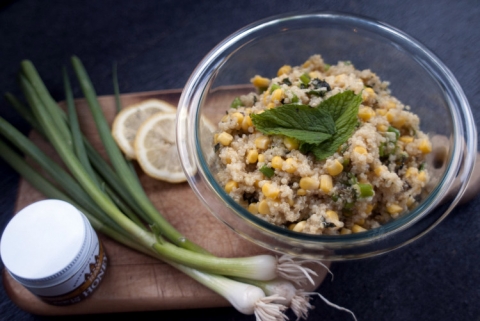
[230,97,242,109]
[259,165,275,178]
[300,73,310,85]
[356,183,374,198]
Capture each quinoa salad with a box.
[213,55,432,235]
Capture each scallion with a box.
[387,126,400,141]
[0,57,358,320]
[299,73,310,85]
[355,183,375,198]
[269,83,281,93]
[230,96,242,109]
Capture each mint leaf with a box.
[319,90,361,123]
[259,165,274,178]
[251,104,335,145]
[306,91,362,159]
[282,78,292,86]
[251,91,361,161]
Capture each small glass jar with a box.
[1,199,108,305]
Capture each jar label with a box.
[37,241,108,305]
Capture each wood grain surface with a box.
[3,89,329,315]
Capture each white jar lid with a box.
[1,200,87,282]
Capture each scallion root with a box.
[290,290,312,321]
[254,294,289,321]
[292,290,357,321]
[276,255,333,285]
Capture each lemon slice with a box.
[198,116,217,166]
[134,112,186,183]
[112,99,176,159]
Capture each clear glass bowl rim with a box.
[177,11,477,259]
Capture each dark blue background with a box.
[0,1,479,320]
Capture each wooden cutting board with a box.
[3,89,329,315]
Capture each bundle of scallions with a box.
[0,57,356,321]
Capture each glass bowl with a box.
[176,12,476,260]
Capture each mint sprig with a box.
[251,91,362,160]
[251,104,335,145]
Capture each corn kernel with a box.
[218,132,233,146]
[267,102,275,109]
[354,146,367,155]
[246,150,258,164]
[399,136,414,143]
[320,175,333,193]
[405,167,417,178]
[257,154,265,163]
[365,204,374,214]
[309,71,321,79]
[302,60,311,68]
[355,218,365,226]
[326,160,344,176]
[271,88,284,102]
[383,101,397,109]
[284,158,297,174]
[224,180,238,193]
[283,137,299,150]
[277,65,292,76]
[271,156,283,169]
[288,198,294,206]
[255,136,270,149]
[326,210,339,221]
[387,204,403,215]
[221,114,229,122]
[377,124,388,132]
[299,177,319,190]
[352,224,367,233]
[386,111,394,123]
[251,75,270,88]
[376,109,388,116]
[418,139,432,154]
[362,87,376,102]
[374,166,386,176]
[340,228,352,235]
[393,118,406,128]
[288,223,296,230]
[231,112,244,128]
[358,106,376,121]
[418,171,427,182]
[248,203,258,214]
[335,74,347,87]
[386,110,406,128]
[292,221,307,232]
[258,200,270,215]
[262,182,280,199]
[213,133,219,144]
[241,115,253,131]
[297,188,306,196]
